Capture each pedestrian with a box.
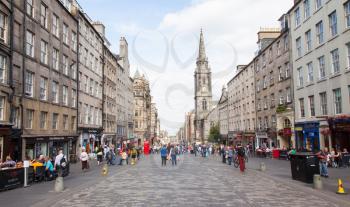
[237,144,245,173]
[221,146,226,163]
[96,146,103,166]
[106,148,113,165]
[54,149,67,177]
[227,147,233,165]
[316,147,329,177]
[80,148,89,171]
[160,145,167,166]
[170,146,177,166]
[131,147,137,165]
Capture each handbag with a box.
[167,155,171,160]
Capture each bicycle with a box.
[234,155,248,168]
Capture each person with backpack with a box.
[160,145,168,166]
[237,144,245,173]
[106,149,114,165]
[54,150,67,177]
[227,147,233,165]
[170,145,178,166]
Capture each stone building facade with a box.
[133,71,151,146]
[227,63,256,146]
[150,102,158,145]
[218,86,228,143]
[77,10,103,153]
[184,111,195,144]
[194,30,212,144]
[290,0,350,151]
[254,26,293,149]
[204,103,218,142]
[11,0,79,161]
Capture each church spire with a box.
[198,28,206,61]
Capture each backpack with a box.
[237,148,245,156]
[60,156,67,168]
[107,151,112,160]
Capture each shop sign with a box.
[294,127,303,131]
[49,137,64,141]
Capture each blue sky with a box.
[78,0,293,135]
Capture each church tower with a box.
[194,29,212,144]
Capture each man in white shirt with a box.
[54,150,64,170]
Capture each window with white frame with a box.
[331,49,340,74]
[276,41,280,56]
[71,62,77,79]
[0,12,8,43]
[89,78,93,95]
[316,21,324,45]
[263,76,267,88]
[88,106,93,124]
[39,76,47,101]
[72,89,76,107]
[52,14,59,37]
[304,0,310,19]
[0,96,4,121]
[26,109,34,129]
[315,0,322,10]
[63,115,68,130]
[52,48,59,70]
[264,116,268,129]
[71,116,76,131]
[319,92,327,115]
[296,37,302,58]
[299,98,305,117]
[345,1,350,28]
[305,30,312,53]
[0,55,6,84]
[40,111,47,129]
[52,113,58,130]
[63,23,68,44]
[84,75,88,92]
[295,7,301,27]
[270,71,274,85]
[84,104,88,124]
[278,66,283,81]
[284,35,289,51]
[297,67,303,87]
[52,81,59,103]
[279,91,284,105]
[40,3,48,28]
[309,95,315,116]
[40,40,48,64]
[26,30,34,57]
[262,53,266,67]
[26,0,34,18]
[307,62,314,82]
[62,85,68,106]
[347,43,350,69]
[62,55,68,75]
[25,71,34,97]
[72,32,77,51]
[329,11,338,37]
[285,62,290,78]
[271,115,276,125]
[264,96,268,109]
[333,88,342,114]
[318,56,326,79]
[286,88,291,103]
[95,81,98,97]
[270,93,275,107]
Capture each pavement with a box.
[0,154,349,207]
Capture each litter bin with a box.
[290,152,319,183]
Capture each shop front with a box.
[101,134,116,147]
[80,128,102,154]
[232,132,243,145]
[23,136,77,162]
[295,122,320,152]
[277,128,292,149]
[328,116,350,151]
[0,126,21,162]
[255,131,269,149]
[243,132,255,146]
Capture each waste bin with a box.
[290,152,319,183]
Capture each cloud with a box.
[126,0,293,135]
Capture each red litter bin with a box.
[272,149,280,159]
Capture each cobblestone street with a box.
[1,154,344,207]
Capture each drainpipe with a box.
[20,2,27,161]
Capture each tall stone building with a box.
[254,25,293,149]
[194,30,212,144]
[92,21,118,146]
[204,104,218,142]
[10,0,79,161]
[228,64,256,146]
[218,86,229,143]
[76,10,103,153]
[116,37,134,143]
[290,0,350,151]
[150,102,158,145]
[0,0,17,162]
[133,70,151,145]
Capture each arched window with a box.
[284,119,291,128]
[202,99,207,110]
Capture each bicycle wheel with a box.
[234,158,239,168]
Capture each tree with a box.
[208,124,221,143]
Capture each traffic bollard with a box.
[260,162,266,172]
[55,176,64,192]
[23,160,30,187]
[313,174,322,190]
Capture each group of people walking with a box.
[160,144,180,166]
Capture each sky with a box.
[78,0,293,135]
